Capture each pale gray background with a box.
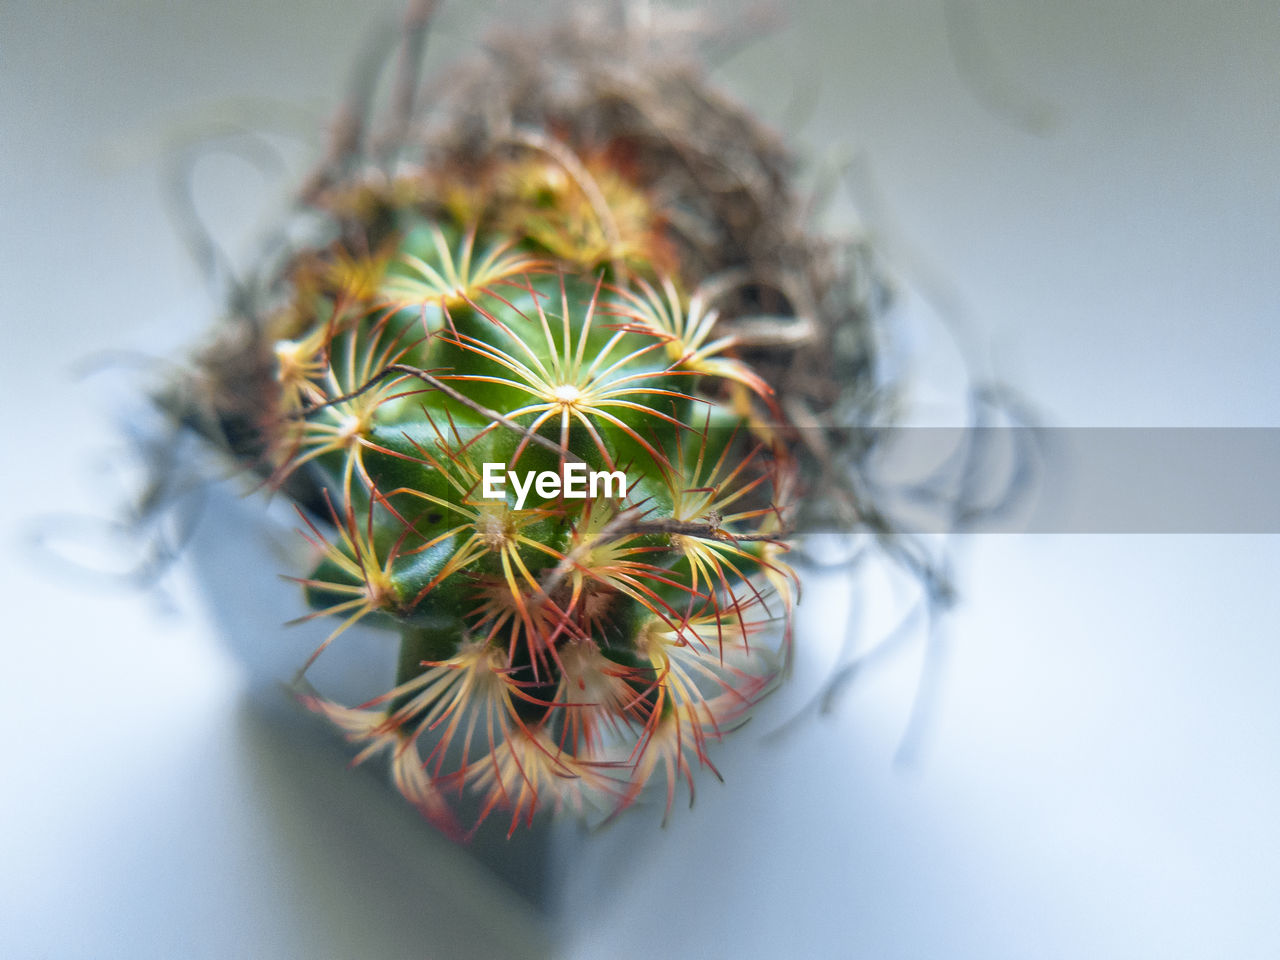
[3,1,1279,957]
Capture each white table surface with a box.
[3,2,1278,957]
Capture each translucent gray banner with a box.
[791,427,1280,534]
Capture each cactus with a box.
[175,6,883,837]
[274,162,796,837]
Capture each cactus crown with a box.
[272,146,797,835]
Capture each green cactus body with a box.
[271,165,797,835]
